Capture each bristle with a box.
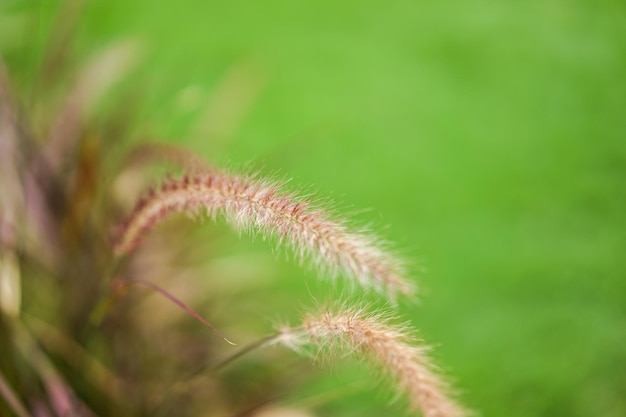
[278,306,467,417]
[113,171,414,298]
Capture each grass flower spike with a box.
[278,306,467,417]
[114,171,414,297]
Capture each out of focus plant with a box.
[0,2,467,416]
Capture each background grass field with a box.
[2,1,625,416]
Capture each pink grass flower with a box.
[278,306,467,417]
[114,171,413,297]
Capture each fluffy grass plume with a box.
[277,306,467,417]
[114,171,414,297]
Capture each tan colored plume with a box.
[114,171,413,297]
[277,306,467,417]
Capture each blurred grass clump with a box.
[1,0,626,416]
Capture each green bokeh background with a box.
[2,1,625,416]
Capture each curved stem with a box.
[125,278,236,345]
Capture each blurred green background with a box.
[2,0,625,416]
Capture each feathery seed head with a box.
[278,306,467,417]
[114,171,414,298]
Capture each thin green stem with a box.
[210,333,278,373]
